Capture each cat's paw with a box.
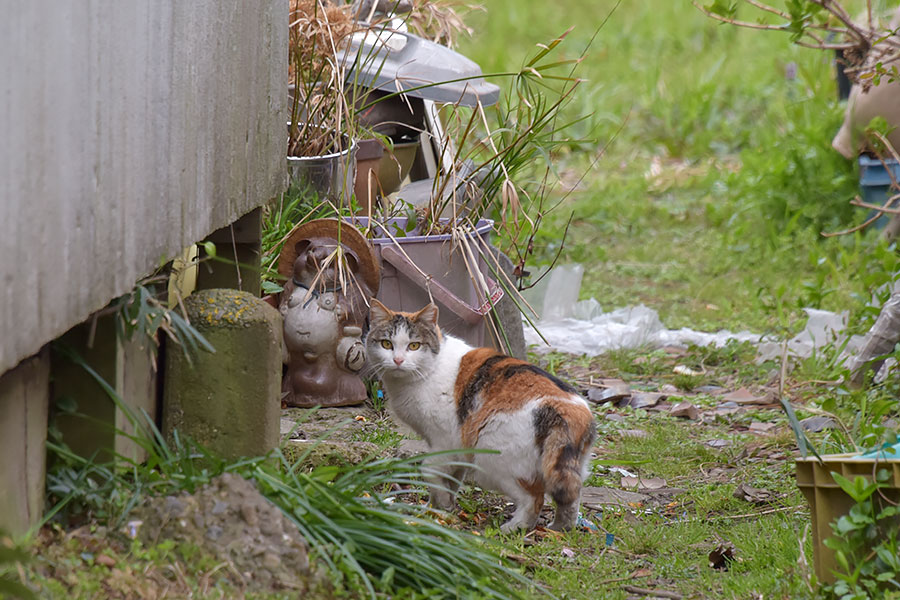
[428,490,456,511]
[500,518,528,534]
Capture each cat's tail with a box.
[541,420,597,508]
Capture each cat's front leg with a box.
[422,455,461,511]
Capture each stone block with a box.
[51,314,157,463]
[0,349,49,536]
[163,289,282,459]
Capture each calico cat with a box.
[366,299,597,532]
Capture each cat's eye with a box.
[380,339,393,350]
[408,342,421,351]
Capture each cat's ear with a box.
[369,298,392,323]
[414,303,439,325]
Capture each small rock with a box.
[670,401,700,420]
[800,416,835,432]
[241,503,259,527]
[206,525,224,541]
[211,500,228,515]
[262,552,281,570]
[280,418,304,438]
[395,439,429,459]
[259,516,283,537]
[696,385,726,394]
[163,496,186,519]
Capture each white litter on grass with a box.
[521,264,864,360]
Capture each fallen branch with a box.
[622,585,683,599]
[713,504,804,521]
[850,196,900,214]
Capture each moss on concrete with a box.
[163,289,283,459]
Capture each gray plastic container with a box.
[351,217,502,347]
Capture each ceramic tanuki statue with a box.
[277,219,380,407]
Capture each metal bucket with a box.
[287,125,357,203]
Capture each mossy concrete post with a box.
[163,289,282,459]
[0,349,49,536]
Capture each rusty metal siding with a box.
[0,1,288,374]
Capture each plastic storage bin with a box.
[859,156,900,228]
[350,217,502,348]
[796,452,900,582]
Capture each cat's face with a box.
[366,300,441,380]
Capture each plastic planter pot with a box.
[349,217,502,347]
[796,452,900,582]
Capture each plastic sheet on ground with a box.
[521,264,864,359]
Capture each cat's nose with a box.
[393,356,405,366]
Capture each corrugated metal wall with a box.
[0,1,288,374]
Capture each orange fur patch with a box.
[517,477,546,515]
[456,351,591,447]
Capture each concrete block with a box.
[163,289,282,459]
[51,314,157,463]
[0,349,49,536]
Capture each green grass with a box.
[460,0,898,336]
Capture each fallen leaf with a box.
[660,384,679,394]
[670,401,700,420]
[709,542,738,570]
[722,387,772,405]
[630,567,652,578]
[733,483,776,505]
[588,386,631,404]
[628,392,664,409]
[663,346,688,356]
[748,421,777,434]
[503,553,531,565]
[96,554,117,568]
[704,439,731,448]
[621,476,667,491]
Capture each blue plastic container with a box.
[859,155,900,228]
